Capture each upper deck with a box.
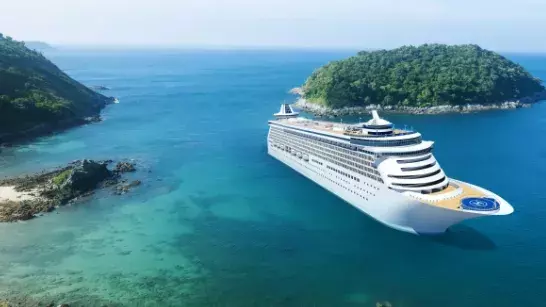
[271,117,416,139]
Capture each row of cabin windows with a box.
[270,130,382,180]
[401,162,437,172]
[273,129,375,168]
[271,130,366,167]
[270,133,383,183]
[321,168,372,201]
[392,177,446,188]
[308,140,378,174]
[273,141,380,194]
[421,184,449,194]
[327,165,360,182]
[396,154,432,164]
[275,125,433,159]
[281,128,376,158]
[388,169,442,179]
[350,136,422,147]
[278,124,421,148]
[272,135,383,183]
[379,148,432,157]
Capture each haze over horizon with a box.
[2,0,546,52]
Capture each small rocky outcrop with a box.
[376,302,393,307]
[114,180,142,195]
[289,87,304,96]
[90,85,110,91]
[54,159,113,203]
[114,161,136,174]
[0,159,142,222]
[84,115,102,123]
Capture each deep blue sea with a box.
[1,49,546,306]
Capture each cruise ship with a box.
[267,104,514,234]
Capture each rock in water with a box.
[57,160,113,203]
[114,161,137,173]
[90,85,110,91]
[114,180,142,195]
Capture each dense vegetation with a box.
[0,34,110,139]
[303,44,545,108]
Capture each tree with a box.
[303,44,544,108]
[0,33,110,136]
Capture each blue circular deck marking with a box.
[461,197,499,211]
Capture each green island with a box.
[299,44,545,114]
[0,33,112,144]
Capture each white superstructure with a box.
[267,104,513,234]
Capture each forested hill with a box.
[0,34,111,142]
[303,44,545,108]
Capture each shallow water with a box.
[1,49,546,306]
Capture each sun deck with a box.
[273,118,412,138]
[410,181,496,211]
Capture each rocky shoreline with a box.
[0,159,141,222]
[290,87,546,116]
[0,96,116,147]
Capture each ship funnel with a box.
[371,110,380,121]
[362,110,393,135]
[274,104,299,119]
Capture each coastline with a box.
[290,87,546,116]
[0,115,101,147]
[0,160,140,222]
[0,96,115,147]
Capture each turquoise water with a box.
[1,49,546,306]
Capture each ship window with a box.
[392,177,446,188]
[401,162,436,172]
[397,154,432,164]
[388,169,441,179]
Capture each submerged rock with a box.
[114,180,141,195]
[114,161,137,174]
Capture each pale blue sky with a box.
[1,0,545,51]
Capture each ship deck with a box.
[273,118,411,137]
[419,182,490,211]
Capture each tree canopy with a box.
[0,34,109,135]
[303,44,545,108]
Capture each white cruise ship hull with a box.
[268,144,504,234]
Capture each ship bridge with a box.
[354,111,450,194]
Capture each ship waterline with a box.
[267,104,514,234]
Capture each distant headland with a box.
[0,34,114,145]
[23,41,54,51]
[293,44,546,115]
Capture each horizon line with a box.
[36,43,546,54]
